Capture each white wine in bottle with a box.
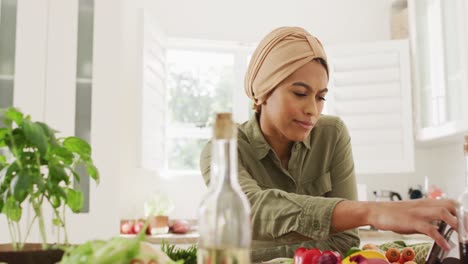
[197,113,252,264]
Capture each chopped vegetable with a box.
[59,222,180,264]
[385,248,400,263]
[294,247,322,264]
[293,247,342,264]
[342,250,387,264]
[401,248,415,262]
[261,257,294,263]
[160,241,197,264]
[345,247,361,257]
[349,255,389,264]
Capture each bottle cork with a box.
[214,113,236,139]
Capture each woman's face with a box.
[260,60,328,142]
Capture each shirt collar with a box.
[243,114,311,160]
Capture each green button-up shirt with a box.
[200,114,360,262]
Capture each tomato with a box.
[133,220,151,235]
[401,248,415,261]
[133,221,144,234]
[120,221,134,234]
[385,248,400,263]
[171,220,190,234]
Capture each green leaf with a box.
[66,188,83,213]
[10,171,32,203]
[32,172,45,192]
[37,122,59,147]
[4,108,23,126]
[7,128,26,154]
[49,162,70,185]
[0,199,3,213]
[63,137,91,160]
[50,195,61,208]
[0,155,6,165]
[23,120,48,156]
[0,128,8,147]
[55,187,67,201]
[0,165,7,185]
[85,163,99,184]
[50,147,74,165]
[70,169,80,183]
[4,196,22,222]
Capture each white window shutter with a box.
[137,10,166,171]
[326,40,414,174]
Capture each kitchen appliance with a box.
[408,187,424,199]
[373,190,402,201]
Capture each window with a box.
[164,40,253,175]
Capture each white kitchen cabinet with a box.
[0,0,118,241]
[10,0,93,197]
[5,0,93,138]
[408,0,468,141]
[12,0,94,214]
[13,0,81,135]
[326,40,415,174]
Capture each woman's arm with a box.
[332,199,458,250]
[200,140,348,243]
[328,117,458,251]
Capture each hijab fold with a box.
[244,27,328,110]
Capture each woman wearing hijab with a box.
[200,26,457,262]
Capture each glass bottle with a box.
[197,113,252,264]
[457,135,468,264]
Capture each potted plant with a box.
[144,193,174,235]
[0,107,99,264]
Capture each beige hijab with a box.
[244,27,328,111]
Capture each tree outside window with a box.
[166,50,235,171]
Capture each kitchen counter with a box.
[358,228,432,247]
[121,231,199,245]
[122,228,432,247]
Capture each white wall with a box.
[148,0,392,45]
[357,139,467,202]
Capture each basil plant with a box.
[0,107,99,250]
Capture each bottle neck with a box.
[465,150,468,188]
[210,138,239,189]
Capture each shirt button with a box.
[313,220,320,230]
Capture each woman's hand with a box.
[332,199,458,251]
[366,199,458,250]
